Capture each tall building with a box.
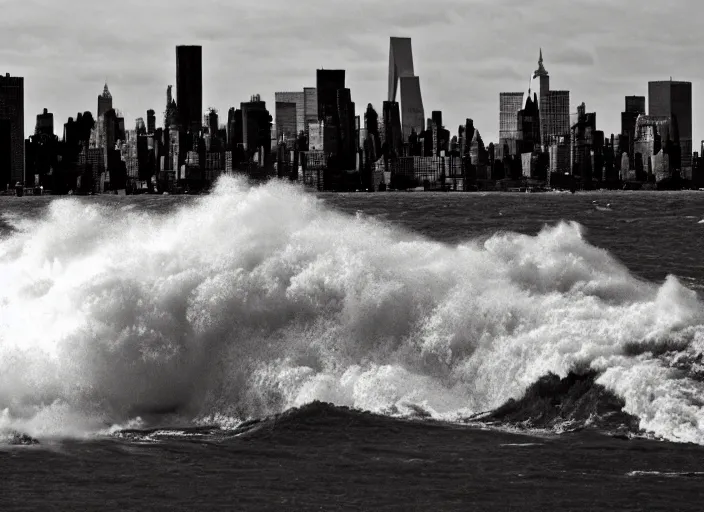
[0,73,24,188]
[303,87,318,134]
[35,108,54,136]
[532,49,570,147]
[388,37,425,139]
[275,101,298,143]
[316,69,345,123]
[147,109,156,134]
[98,83,113,118]
[621,95,646,168]
[240,94,272,158]
[500,92,524,140]
[176,45,203,133]
[275,91,305,136]
[648,80,692,174]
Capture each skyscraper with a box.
[648,80,692,174]
[621,95,646,168]
[176,45,203,133]
[275,91,306,136]
[98,83,113,118]
[275,101,298,143]
[499,92,524,155]
[532,50,570,147]
[388,37,425,138]
[316,69,345,124]
[0,73,24,188]
[35,108,54,136]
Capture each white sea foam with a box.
[1,175,704,443]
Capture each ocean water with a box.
[2,177,704,510]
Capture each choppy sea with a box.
[2,178,704,511]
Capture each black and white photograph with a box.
[2,1,704,510]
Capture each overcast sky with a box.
[2,0,702,145]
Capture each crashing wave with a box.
[1,176,704,444]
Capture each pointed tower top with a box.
[101,82,112,99]
[533,48,548,78]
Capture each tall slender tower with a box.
[532,49,569,147]
[0,73,24,188]
[388,37,424,139]
[648,80,692,174]
[176,45,203,134]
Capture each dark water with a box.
[2,184,704,510]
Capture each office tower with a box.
[0,73,24,188]
[620,96,646,168]
[382,101,403,157]
[517,93,540,154]
[570,102,597,187]
[337,88,356,169]
[388,37,425,138]
[303,87,318,133]
[147,110,156,134]
[135,117,146,134]
[648,80,692,174]
[275,91,306,135]
[176,45,203,133]
[35,108,54,136]
[499,92,524,152]
[316,69,345,123]
[98,83,113,118]
[240,94,272,157]
[276,102,298,143]
[165,85,178,129]
[625,96,645,114]
[532,49,570,147]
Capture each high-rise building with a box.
[388,37,425,139]
[176,45,203,133]
[532,50,570,147]
[275,91,305,135]
[275,101,298,143]
[500,92,524,143]
[303,87,318,134]
[316,69,345,124]
[241,94,272,158]
[35,108,54,136]
[648,80,692,174]
[620,95,646,169]
[382,101,403,157]
[147,109,156,134]
[0,73,24,188]
[625,96,645,115]
[98,83,113,118]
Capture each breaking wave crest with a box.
[1,176,704,443]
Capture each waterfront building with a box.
[275,101,298,143]
[388,37,425,138]
[499,92,524,150]
[648,80,692,176]
[316,69,345,124]
[176,45,203,134]
[621,95,646,170]
[275,91,307,136]
[0,73,24,188]
[532,50,570,147]
[241,94,272,162]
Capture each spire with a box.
[533,48,548,78]
[101,82,112,99]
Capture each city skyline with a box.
[2,0,702,145]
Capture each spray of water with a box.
[1,176,703,442]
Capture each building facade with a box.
[176,45,203,133]
[0,73,24,188]
[648,80,692,175]
[388,37,425,138]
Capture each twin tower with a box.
[388,37,425,138]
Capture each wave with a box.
[1,176,704,443]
